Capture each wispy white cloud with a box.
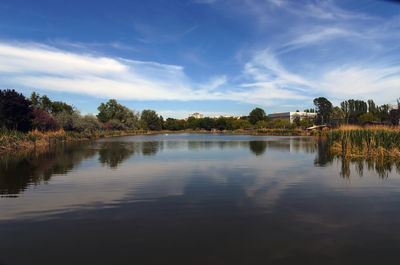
[0,41,309,106]
[281,27,360,52]
[286,0,374,20]
[2,37,398,110]
[243,49,314,90]
[199,75,227,92]
[0,42,127,75]
[241,47,400,105]
[208,0,374,31]
[1,0,400,112]
[318,66,400,102]
[45,39,139,53]
[225,0,400,106]
[0,42,190,100]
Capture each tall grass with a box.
[0,128,32,147]
[324,125,400,159]
[0,128,151,151]
[0,128,67,149]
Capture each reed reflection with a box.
[314,138,400,178]
[339,158,400,179]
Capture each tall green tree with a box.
[215,116,228,130]
[249,107,267,124]
[30,92,40,108]
[40,95,52,113]
[185,116,199,130]
[367,99,377,115]
[292,114,301,126]
[164,118,185,131]
[97,99,138,129]
[331,106,345,127]
[377,104,390,123]
[30,92,73,114]
[198,117,215,131]
[358,113,378,125]
[140,109,162,130]
[51,101,74,115]
[340,99,368,124]
[389,109,399,125]
[313,97,333,124]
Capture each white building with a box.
[268,112,317,123]
[189,112,204,119]
[213,115,243,119]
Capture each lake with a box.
[1,133,400,265]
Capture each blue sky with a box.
[0,0,399,118]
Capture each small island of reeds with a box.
[324,125,400,159]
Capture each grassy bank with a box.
[0,128,150,152]
[324,125,400,159]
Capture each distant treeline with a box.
[0,90,302,133]
[0,89,399,135]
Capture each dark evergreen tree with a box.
[0,89,33,132]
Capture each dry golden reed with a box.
[324,125,400,159]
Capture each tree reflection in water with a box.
[2,136,400,197]
[314,137,333,167]
[249,141,267,156]
[0,142,97,196]
[98,142,136,168]
[141,141,163,156]
[0,140,166,196]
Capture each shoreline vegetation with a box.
[0,128,316,153]
[1,89,399,160]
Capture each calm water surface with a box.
[1,134,400,265]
